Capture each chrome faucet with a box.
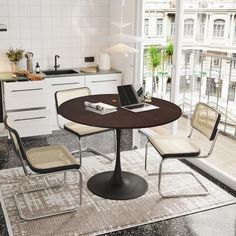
[54,55,60,71]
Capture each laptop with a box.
[117,84,159,112]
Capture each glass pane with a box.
[143,1,175,101]
[177,0,236,138]
[142,0,236,138]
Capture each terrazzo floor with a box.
[0,129,235,236]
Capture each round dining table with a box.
[58,94,182,200]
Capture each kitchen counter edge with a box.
[0,68,121,82]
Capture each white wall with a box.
[0,0,110,72]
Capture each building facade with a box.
[144,0,236,100]
[143,0,236,135]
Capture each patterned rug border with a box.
[0,190,14,236]
[0,148,235,236]
[96,200,236,236]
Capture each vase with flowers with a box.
[6,48,24,75]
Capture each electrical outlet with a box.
[84,57,94,63]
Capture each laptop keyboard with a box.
[125,103,145,110]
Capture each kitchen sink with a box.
[42,69,79,76]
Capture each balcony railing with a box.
[143,49,236,138]
[179,50,236,137]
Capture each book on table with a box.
[84,101,117,114]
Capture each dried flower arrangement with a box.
[6,48,24,62]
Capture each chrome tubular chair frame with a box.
[145,131,218,198]
[55,87,116,163]
[14,169,83,221]
[69,129,117,165]
[144,102,221,198]
[5,117,83,221]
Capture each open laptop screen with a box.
[117,84,140,107]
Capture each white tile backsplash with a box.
[0,0,110,72]
[0,6,8,17]
[0,0,8,6]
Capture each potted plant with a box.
[165,41,174,85]
[165,41,174,64]
[147,46,161,96]
[6,48,24,75]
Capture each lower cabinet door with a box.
[7,109,51,137]
[86,74,121,94]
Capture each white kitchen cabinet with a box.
[47,76,86,130]
[86,74,121,95]
[4,80,47,110]
[7,109,51,137]
[3,72,122,136]
[4,80,50,137]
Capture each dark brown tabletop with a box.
[58,94,182,201]
[58,94,182,129]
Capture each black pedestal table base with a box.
[87,128,148,200]
[87,171,148,200]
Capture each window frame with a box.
[184,18,194,37]
[144,18,149,36]
[156,18,163,36]
[213,19,225,38]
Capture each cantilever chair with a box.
[4,117,82,220]
[144,102,221,198]
[55,87,116,165]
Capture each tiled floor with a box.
[0,129,235,236]
[105,204,236,236]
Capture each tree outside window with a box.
[184,19,194,37]
[213,19,225,38]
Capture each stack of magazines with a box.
[84,101,117,114]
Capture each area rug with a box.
[0,148,235,236]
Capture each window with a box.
[156,19,163,36]
[185,54,190,64]
[170,17,175,35]
[213,58,220,67]
[199,1,207,8]
[200,23,205,38]
[196,22,205,41]
[197,14,206,41]
[232,53,236,69]
[184,19,194,37]
[144,18,149,36]
[213,19,225,38]
[234,23,236,41]
[228,82,236,101]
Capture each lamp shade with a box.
[105,43,138,54]
[110,22,132,28]
[97,34,143,43]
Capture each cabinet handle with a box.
[14,116,46,122]
[11,88,43,92]
[52,82,80,86]
[90,80,117,83]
